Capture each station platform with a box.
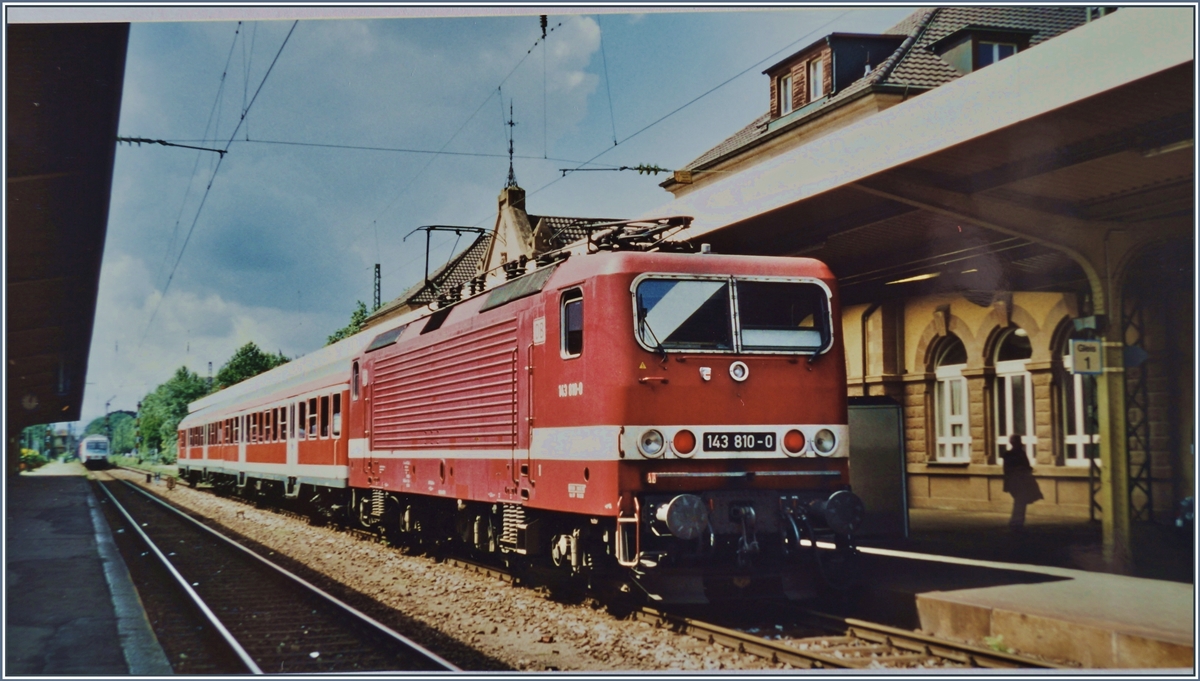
[4,462,1192,670]
[5,461,172,675]
[853,509,1195,669]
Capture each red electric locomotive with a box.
[177,219,863,603]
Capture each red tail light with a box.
[784,429,806,454]
[673,429,696,455]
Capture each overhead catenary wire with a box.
[219,136,611,167]
[318,16,568,280]
[139,20,299,350]
[598,15,618,146]
[517,9,854,207]
[357,21,562,232]
[542,15,548,158]
[151,23,243,297]
[351,13,855,306]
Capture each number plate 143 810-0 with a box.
[703,432,775,452]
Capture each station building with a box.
[656,7,1194,568]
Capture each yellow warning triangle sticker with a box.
[638,362,647,369]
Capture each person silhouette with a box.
[1001,434,1043,532]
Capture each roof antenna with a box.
[506,100,519,188]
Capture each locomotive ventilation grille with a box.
[371,318,519,450]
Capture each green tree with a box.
[20,424,50,455]
[327,300,370,345]
[83,411,136,455]
[137,366,211,462]
[214,341,289,390]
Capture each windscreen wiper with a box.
[637,303,668,364]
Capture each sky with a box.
[76,6,917,427]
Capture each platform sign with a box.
[1069,339,1103,375]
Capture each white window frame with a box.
[994,358,1036,465]
[807,58,824,101]
[977,41,1018,68]
[561,288,584,359]
[778,74,793,115]
[1062,353,1101,467]
[934,363,971,462]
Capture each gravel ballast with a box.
[110,471,790,671]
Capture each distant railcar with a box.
[178,219,863,603]
[79,435,112,470]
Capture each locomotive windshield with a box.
[635,279,734,350]
[635,277,830,354]
[86,440,108,452]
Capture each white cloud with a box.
[80,253,334,424]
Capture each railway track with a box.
[633,608,1072,670]
[441,558,1068,670]
[93,473,458,673]
[106,467,1068,671]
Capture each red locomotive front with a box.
[349,246,861,602]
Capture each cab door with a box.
[518,302,546,496]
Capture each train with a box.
[79,434,112,470]
[177,219,864,604]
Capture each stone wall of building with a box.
[844,290,1102,518]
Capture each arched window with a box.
[994,327,1035,464]
[934,335,970,462]
[1062,342,1101,466]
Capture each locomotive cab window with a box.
[352,362,360,399]
[635,278,733,351]
[735,280,829,352]
[561,289,583,358]
[633,276,831,354]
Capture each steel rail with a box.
[634,607,1071,670]
[804,610,1074,670]
[114,478,460,671]
[94,481,263,673]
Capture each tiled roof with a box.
[887,6,1087,87]
[377,212,618,317]
[680,113,772,174]
[676,6,1089,174]
[391,231,493,308]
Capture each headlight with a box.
[638,429,665,457]
[813,428,836,455]
[729,361,749,382]
[655,494,708,540]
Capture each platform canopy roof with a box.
[653,8,1194,307]
[6,23,129,430]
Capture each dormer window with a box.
[779,74,793,115]
[928,25,1035,74]
[976,41,1017,68]
[807,58,825,101]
